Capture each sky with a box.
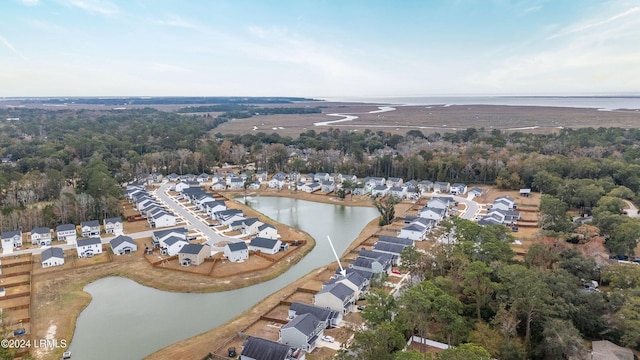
[1,0,639,98]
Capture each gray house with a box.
[110,235,137,255]
[313,282,356,314]
[280,313,324,352]
[288,302,342,328]
[41,247,65,267]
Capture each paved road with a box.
[154,182,242,253]
[428,192,480,220]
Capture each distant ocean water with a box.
[322,95,640,111]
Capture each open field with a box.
[214,102,640,136]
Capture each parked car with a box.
[322,335,335,343]
[391,269,402,275]
[357,305,366,311]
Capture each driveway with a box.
[154,183,243,254]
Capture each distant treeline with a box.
[9,96,319,106]
[176,105,322,114]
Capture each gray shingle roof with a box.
[81,220,100,228]
[241,336,291,360]
[179,243,206,255]
[289,302,338,326]
[283,313,320,337]
[77,237,102,246]
[56,224,76,232]
[227,242,248,252]
[31,227,51,235]
[250,237,279,250]
[377,235,413,246]
[41,247,64,262]
[318,282,354,301]
[110,235,135,249]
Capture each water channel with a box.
[69,196,379,360]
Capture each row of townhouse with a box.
[234,237,418,358]
[0,217,123,254]
[477,195,521,227]
[126,183,177,228]
[394,197,457,241]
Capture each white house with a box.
[152,227,188,248]
[211,181,226,191]
[371,185,388,197]
[1,230,23,252]
[224,242,249,262]
[103,217,123,235]
[268,172,286,189]
[229,177,245,190]
[257,223,279,239]
[419,206,447,222]
[241,218,264,236]
[76,237,103,258]
[389,186,406,199]
[80,220,101,238]
[387,177,403,187]
[469,187,483,198]
[426,198,449,210]
[321,180,335,193]
[433,181,450,193]
[149,210,177,228]
[492,196,516,211]
[30,227,52,246]
[450,183,467,195]
[301,182,321,193]
[398,218,435,241]
[162,236,188,256]
[56,224,77,243]
[110,235,137,255]
[41,247,65,267]
[248,237,282,255]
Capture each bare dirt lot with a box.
[214,102,640,136]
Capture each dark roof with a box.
[358,249,393,263]
[241,336,291,360]
[244,218,260,226]
[327,271,368,289]
[258,223,276,231]
[373,242,408,254]
[227,242,248,252]
[282,313,321,337]
[343,267,374,280]
[41,247,64,261]
[373,185,388,191]
[350,257,377,270]
[289,302,339,325]
[153,227,188,240]
[250,237,279,250]
[1,230,21,238]
[81,220,100,228]
[402,223,426,232]
[179,243,206,255]
[31,227,51,235]
[318,282,354,301]
[110,235,135,248]
[377,235,414,246]
[164,236,187,247]
[104,217,122,225]
[77,237,102,246]
[56,224,76,232]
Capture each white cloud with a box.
[0,34,28,61]
[548,6,640,40]
[22,18,68,33]
[61,0,120,16]
[467,1,640,93]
